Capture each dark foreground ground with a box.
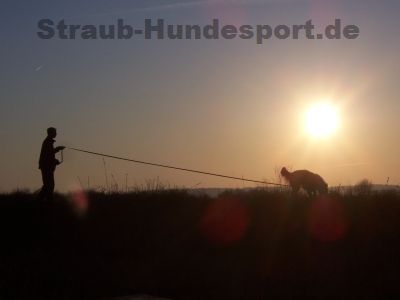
[1,189,400,299]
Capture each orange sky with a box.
[0,0,399,192]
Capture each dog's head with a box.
[280,167,290,178]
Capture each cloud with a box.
[136,0,300,11]
[35,65,44,72]
[86,0,300,18]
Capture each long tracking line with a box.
[67,147,288,187]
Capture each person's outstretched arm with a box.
[54,146,65,153]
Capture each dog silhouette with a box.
[281,167,328,196]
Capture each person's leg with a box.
[39,169,54,201]
[48,171,55,200]
[38,170,48,200]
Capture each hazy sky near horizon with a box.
[0,0,399,192]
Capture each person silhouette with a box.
[38,127,65,201]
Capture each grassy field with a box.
[1,188,400,299]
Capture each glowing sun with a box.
[305,102,340,138]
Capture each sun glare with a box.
[305,102,339,138]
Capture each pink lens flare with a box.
[199,196,250,246]
[70,189,89,216]
[308,195,348,243]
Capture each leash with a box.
[66,147,288,187]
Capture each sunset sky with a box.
[1,0,399,192]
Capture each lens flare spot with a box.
[308,195,348,243]
[199,196,250,246]
[69,189,89,217]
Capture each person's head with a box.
[47,127,57,138]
